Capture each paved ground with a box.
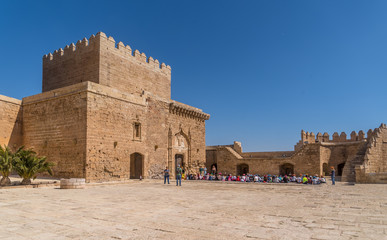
[0,180,386,240]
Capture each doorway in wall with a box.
[279,163,294,176]
[237,164,249,176]
[175,154,184,175]
[130,152,143,179]
[337,163,345,176]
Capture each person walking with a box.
[330,166,335,185]
[163,166,170,184]
[176,165,182,186]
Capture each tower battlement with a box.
[43,32,172,99]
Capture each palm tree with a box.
[13,147,54,185]
[0,145,14,186]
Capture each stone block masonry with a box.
[43,32,171,100]
[0,32,209,182]
[208,124,387,183]
[0,95,22,150]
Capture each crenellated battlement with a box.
[42,32,172,99]
[299,124,386,144]
[43,32,171,73]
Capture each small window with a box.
[133,122,141,140]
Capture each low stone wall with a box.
[60,178,86,189]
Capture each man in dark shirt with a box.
[330,166,335,185]
[163,166,170,184]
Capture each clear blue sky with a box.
[1,0,386,151]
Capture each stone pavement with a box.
[0,180,386,239]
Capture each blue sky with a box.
[1,0,386,151]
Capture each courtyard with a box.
[0,180,386,240]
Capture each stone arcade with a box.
[206,124,387,183]
[0,32,210,182]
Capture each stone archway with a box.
[171,130,191,174]
[175,154,184,175]
[130,152,143,179]
[237,164,249,176]
[337,162,345,176]
[279,163,294,176]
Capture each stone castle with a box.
[206,124,387,183]
[0,32,209,182]
[1,32,386,184]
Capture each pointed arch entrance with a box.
[170,128,191,175]
[337,162,345,176]
[237,164,249,175]
[279,163,294,176]
[130,152,143,179]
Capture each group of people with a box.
[163,166,336,186]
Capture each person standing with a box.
[176,165,182,186]
[212,165,216,175]
[330,166,335,185]
[163,166,170,184]
[199,166,203,176]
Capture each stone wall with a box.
[356,124,387,183]
[0,95,22,150]
[98,33,171,100]
[42,36,100,92]
[43,32,171,100]
[84,82,207,182]
[22,83,88,178]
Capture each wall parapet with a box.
[169,102,210,121]
[300,128,372,144]
[43,32,171,74]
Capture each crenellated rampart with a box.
[300,129,372,143]
[43,32,172,99]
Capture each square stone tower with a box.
[43,32,171,100]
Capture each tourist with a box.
[320,175,326,183]
[297,175,302,183]
[176,165,182,186]
[199,166,204,176]
[283,175,289,183]
[254,175,259,182]
[204,167,207,175]
[330,166,335,185]
[302,175,308,184]
[241,174,246,182]
[312,175,318,185]
[212,165,216,175]
[163,166,170,184]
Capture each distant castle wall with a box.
[43,32,171,99]
[297,129,369,150]
[356,124,387,183]
[0,95,22,150]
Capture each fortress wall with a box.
[99,33,171,100]
[365,125,387,173]
[42,36,100,92]
[211,144,322,176]
[168,107,207,175]
[85,89,207,182]
[241,151,294,159]
[288,144,321,175]
[0,95,22,149]
[43,32,171,99]
[85,90,148,182]
[22,88,88,178]
[356,124,387,183]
